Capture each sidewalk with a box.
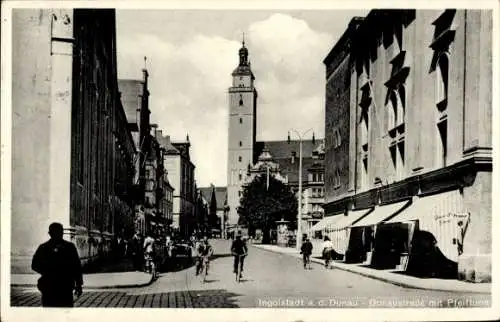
[11,271,155,289]
[11,259,155,289]
[253,244,491,294]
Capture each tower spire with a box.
[238,34,249,66]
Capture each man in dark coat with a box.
[230,233,248,278]
[300,237,313,269]
[32,222,83,307]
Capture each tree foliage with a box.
[237,174,298,234]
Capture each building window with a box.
[238,156,242,162]
[385,48,410,134]
[239,94,244,106]
[387,84,406,131]
[360,144,369,190]
[435,52,449,111]
[239,118,243,124]
[430,10,456,109]
[437,119,448,167]
[333,127,342,148]
[359,81,372,147]
[389,138,405,181]
[239,141,242,147]
[334,169,341,189]
[238,190,241,197]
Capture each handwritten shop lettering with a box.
[434,213,469,222]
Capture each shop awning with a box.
[332,208,373,231]
[311,214,344,231]
[385,190,464,224]
[350,200,410,228]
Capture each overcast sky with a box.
[116,9,369,188]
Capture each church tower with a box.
[226,37,258,229]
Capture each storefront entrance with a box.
[345,226,375,263]
[371,223,410,269]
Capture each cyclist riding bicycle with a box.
[195,236,213,276]
[322,236,334,269]
[231,233,248,279]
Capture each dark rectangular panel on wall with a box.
[325,55,351,202]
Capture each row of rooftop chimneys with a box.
[151,124,190,147]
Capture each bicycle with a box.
[234,253,247,283]
[198,255,210,283]
[144,253,158,279]
[303,254,312,270]
[323,249,333,269]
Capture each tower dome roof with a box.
[233,36,254,78]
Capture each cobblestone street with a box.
[11,240,491,308]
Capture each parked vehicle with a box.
[171,239,193,259]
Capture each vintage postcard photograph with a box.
[1,0,499,321]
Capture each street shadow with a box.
[211,253,233,260]
[82,258,135,274]
[161,256,195,273]
[201,279,219,284]
[237,278,253,283]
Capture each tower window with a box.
[239,94,244,106]
[239,141,242,147]
[239,118,242,124]
[239,174,242,181]
[238,156,242,162]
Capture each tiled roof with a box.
[164,141,180,154]
[277,157,317,184]
[255,139,324,160]
[255,140,325,185]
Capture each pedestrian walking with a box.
[300,237,313,269]
[130,232,143,271]
[322,236,334,269]
[143,232,156,274]
[31,222,83,307]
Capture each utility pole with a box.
[289,128,313,252]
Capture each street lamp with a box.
[288,128,313,252]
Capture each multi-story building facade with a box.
[253,139,325,230]
[199,186,229,238]
[12,9,136,271]
[118,68,151,234]
[164,136,196,237]
[226,40,258,231]
[194,189,210,236]
[321,10,492,282]
[303,144,326,235]
[112,93,137,239]
[155,129,175,235]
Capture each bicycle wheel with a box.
[151,261,156,278]
[203,262,208,283]
[236,257,242,283]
